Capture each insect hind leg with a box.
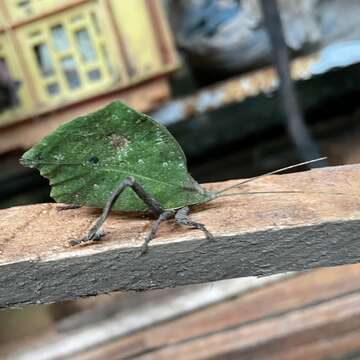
[70,176,164,246]
[139,209,175,256]
[175,206,213,240]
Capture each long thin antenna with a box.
[215,157,327,196]
[217,190,352,198]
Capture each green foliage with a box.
[21,101,211,211]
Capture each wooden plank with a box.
[3,275,287,359]
[69,264,360,360]
[135,291,360,360]
[7,264,360,359]
[0,164,360,308]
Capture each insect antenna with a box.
[216,190,353,198]
[214,157,327,198]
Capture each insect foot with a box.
[175,206,214,241]
[137,209,175,257]
[69,228,106,246]
[138,243,149,258]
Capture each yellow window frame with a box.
[109,0,164,81]
[4,0,67,23]
[17,1,123,105]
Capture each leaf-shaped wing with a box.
[21,101,209,211]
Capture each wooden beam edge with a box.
[1,218,360,308]
[0,164,360,307]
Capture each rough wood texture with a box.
[70,264,360,360]
[0,164,359,308]
[2,275,287,359]
[6,265,360,359]
[124,265,360,360]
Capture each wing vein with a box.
[103,167,185,189]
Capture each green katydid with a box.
[20,101,325,254]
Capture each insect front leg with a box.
[175,206,213,240]
[70,176,164,246]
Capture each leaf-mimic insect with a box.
[20,101,325,254]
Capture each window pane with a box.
[51,24,69,52]
[46,82,60,96]
[61,57,81,89]
[87,69,101,81]
[75,29,96,63]
[33,43,54,77]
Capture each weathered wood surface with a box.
[70,264,360,360]
[0,164,360,308]
[74,264,360,360]
[3,275,287,359]
[6,265,360,359]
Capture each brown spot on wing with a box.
[108,134,129,149]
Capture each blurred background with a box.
[1,0,360,358]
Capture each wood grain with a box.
[135,291,360,360]
[0,164,360,308]
[7,265,360,359]
[70,265,360,360]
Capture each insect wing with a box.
[21,101,208,211]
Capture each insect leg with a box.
[70,176,164,246]
[130,179,164,215]
[175,206,214,240]
[139,209,175,256]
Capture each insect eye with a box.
[89,156,99,164]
